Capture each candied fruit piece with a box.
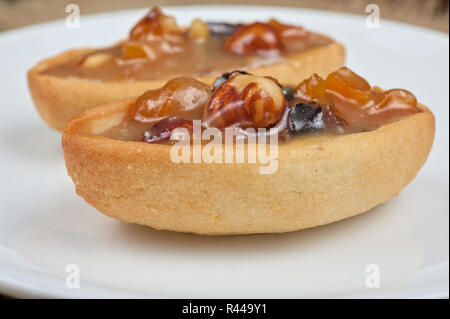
[325,67,371,104]
[188,18,210,42]
[129,7,181,41]
[133,77,211,123]
[141,116,193,144]
[294,74,327,102]
[322,104,347,132]
[291,68,420,132]
[282,85,295,100]
[356,88,420,129]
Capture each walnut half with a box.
[203,72,286,129]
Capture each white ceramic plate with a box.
[0,6,448,299]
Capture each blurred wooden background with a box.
[0,0,449,32]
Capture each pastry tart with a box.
[62,68,434,235]
[28,7,345,131]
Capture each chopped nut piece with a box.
[207,22,241,35]
[188,18,210,42]
[81,53,112,68]
[288,102,324,136]
[203,72,286,129]
[268,19,308,38]
[141,116,193,144]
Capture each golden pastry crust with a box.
[62,99,435,235]
[28,42,345,131]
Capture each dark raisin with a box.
[288,102,324,136]
[282,85,295,100]
[207,22,242,35]
[213,70,248,90]
[141,116,193,144]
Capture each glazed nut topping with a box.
[188,18,210,42]
[81,53,113,68]
[203,73,286,129]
